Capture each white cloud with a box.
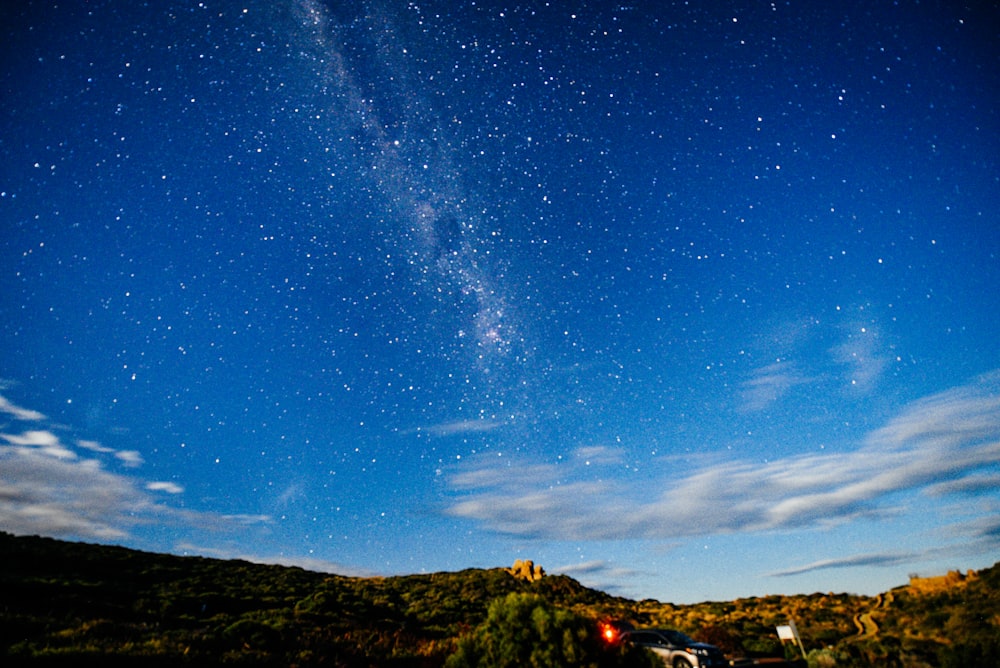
[739,361,808,412]
[3,430,60,446]
[258,555,376,577]
[740,315,893,411]
[768,551,917,577]
[413,419,502,437]
[0,396,251,544]
[115,450,145,467]
[0,445,149,539]
[554,559,641,580]
[174,542,377,578]
[947,513,1000,548]
[830,325,890,393]
[552,559,644,595]
[445,372,1000,545]
[78,439,115,454]
[147,481,184,494]
[572,445,625,465]
[771,512,1000,578]
[221,514,272,525]
[927,473,1000,496]
[0,437,269,542]
[0,394,46,421]
[2,430,77,460]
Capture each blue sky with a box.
[1,0,998,603]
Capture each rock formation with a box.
[508,559,545,581]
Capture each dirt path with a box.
[854,592,889,637]
[854,611,880,637]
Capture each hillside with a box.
[1,532,997,666]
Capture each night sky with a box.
[2,0,998,603]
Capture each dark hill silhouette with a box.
[1,532,997,666]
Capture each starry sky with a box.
[2,0,998,604]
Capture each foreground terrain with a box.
[1,532,997,666]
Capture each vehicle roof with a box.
[624,629,696,642]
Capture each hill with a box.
[1,532,997,666]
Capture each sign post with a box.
[775,619,806,658]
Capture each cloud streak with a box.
[445,372,1000,545]
[552,559,644,595]
[0,395,46,421]
[0,443,156,539]
[768,551,918,577]
[406,419,503,437]
[174,542,378,578]
[771,514,1000,578]
[0,398,263,543]
[739,361,809,412]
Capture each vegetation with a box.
[445,592,656,668]
[1,532,997,666]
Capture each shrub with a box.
[445,592,654,668]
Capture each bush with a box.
[445,592,654,668]
[940,635,1000,668]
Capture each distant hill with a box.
[1,532,997,666]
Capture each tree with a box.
[446,592,655,668]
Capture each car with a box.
[621,628,727,668]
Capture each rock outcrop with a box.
[508,559,545,581]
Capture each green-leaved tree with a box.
[446,592,656,668]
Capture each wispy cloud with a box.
[77,439,115,454]
[409,419,502,437]
[446,372,1000,547]
[0,394,46,421]
[147,481,184,494]
[830,325,890,394]
[739,361,809,412]
[741,316,892,411]
[926,472,1000,496]
[942,513,1000,550]
[0,443,156,539]
[768,551,917,577]
[0,396,262,542]
[554,559,641,581]
[174,542,377,578]
[115,450,145,467]
[2,430,77,459]
[770,513,1000,578]
[552,559,643,595]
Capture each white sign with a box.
[776,620,806,657]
